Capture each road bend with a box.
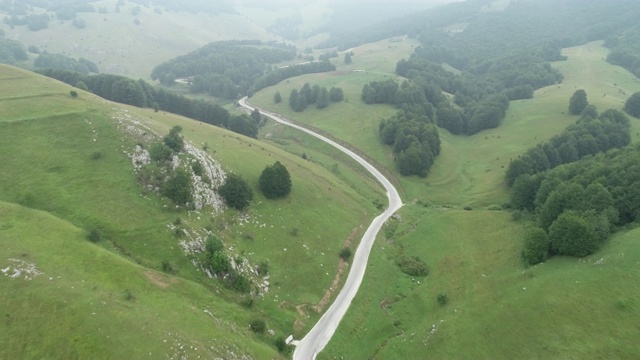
[239,97,403,359]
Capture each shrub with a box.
[339,247,352,261]
[522,227,549,265]
[69,90,78,97]
[437,292,448,305]
[257,261,269,276]
[250,319,266,334]
[275,337,290,354]
[149,142,173,162]
[91,151,102,160]
[163,125,184,152]
[161,168,193,206]
[161,260,174,273]
[86,228,103,242]
[231,273,251,293]
[396,255,429,276]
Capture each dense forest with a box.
[38,69,258,138]
[345,0,640,137]
[513,143,640,265]
[151,40,336,100]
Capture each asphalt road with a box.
[238,97,403,359]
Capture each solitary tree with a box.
[273,91,282,103]
[219,174,253,210]
[162,168,193,206]
[569,89,588,115]
[623,91,640,118]
[250,108,261,124]
[163,125,184,152]
[329,87,344,102]
[259,161,292,199]
[344,52,352,64]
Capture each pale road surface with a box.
[239,97,403,359]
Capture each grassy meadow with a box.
[0,63,380,355]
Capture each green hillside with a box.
[0,64,380,357]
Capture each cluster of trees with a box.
[0,35,28,65]
[203,235,251,293]
[4,13,50,31]
[363,79,442,176]
[34,53,99,74]
[250,61,336,96]
[138,126,194,207]
[380,111,440,177]
[288,83,344,111]
[513,143,640,264]
[506,107,631,186]
[218,161,291,212]
[624,92,640,118]
[396,50,558,135]
[151,40,296,98]
[37,69,258,138]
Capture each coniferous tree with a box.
[259,161,292,199]
[569,89,588,115]
[219,174,253,210]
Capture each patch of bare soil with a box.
[313,224,362,313]
[144,271,176,289]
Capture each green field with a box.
[0,64,381,356]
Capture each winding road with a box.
[239,97,403,359]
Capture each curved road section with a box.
[239,97,403,359]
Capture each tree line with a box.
[151,40,338,100]
[151,40,296,97]
[287,83,344,111]
[37,69,258,138]
[34,53,99,74]
[506,107,631,187]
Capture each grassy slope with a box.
[0,201,273,359]
[318,41,640,358]
[0,64,378,355]
[0,0,275,79]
